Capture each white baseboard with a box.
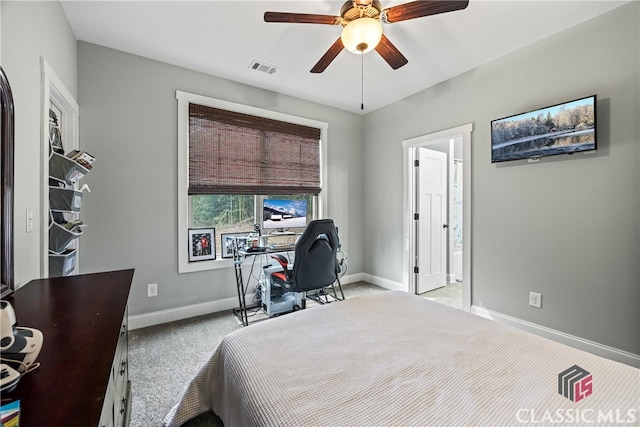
[130,273,373,330]
[129,295,242,330]
[339,272,365,285]
[360,273,404,291]
[471,305,640,368]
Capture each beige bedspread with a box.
[164,291,639,427]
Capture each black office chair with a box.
[269,219,344,309]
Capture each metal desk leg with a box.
[233,252,249,326]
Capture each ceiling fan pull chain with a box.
[361,53,364,111]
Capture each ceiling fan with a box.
[264,0,470,73]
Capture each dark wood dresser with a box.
[4,269,134,426]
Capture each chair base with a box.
[305,279,344,305]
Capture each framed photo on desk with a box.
[221,232,250,258]
[188,228,216,262]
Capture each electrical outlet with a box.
[147,283,158,297]
[529,291,542,308]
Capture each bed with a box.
[164,291,639,427]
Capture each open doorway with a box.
[402,124,472,311]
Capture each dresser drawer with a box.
[116,380,132,427]
[98,370,116,427]
[114,316,128,397]
[100,307,130,427]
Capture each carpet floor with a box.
[128,281,461,426]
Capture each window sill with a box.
[178,257,234,274]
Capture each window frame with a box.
[177,91,328,273]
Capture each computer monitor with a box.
[262,199,307,233]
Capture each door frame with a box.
[402,123,472,311]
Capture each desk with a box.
[232,234,299,326]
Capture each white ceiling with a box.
[60,0,628,114]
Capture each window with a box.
[190,194,255,253]
[190,194,315,255]
[177,91,328,273]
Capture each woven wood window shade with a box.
[189,104,321,195]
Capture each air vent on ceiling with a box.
[249,60,278,75]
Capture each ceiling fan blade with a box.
[374,35,408,70]
[384,0,469,23]
[310,38,344,73]
[264,12,339,25]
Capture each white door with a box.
[416,147,447,294]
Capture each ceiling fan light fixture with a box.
[340,17,382,54]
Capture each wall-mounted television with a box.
[491,95,597,163]
[262,198,308,232]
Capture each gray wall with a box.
[77,42,364,315]
[363,2,639,354]
[3,0,638,356]
[1,0,78,287]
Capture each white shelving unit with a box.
[41,58,89,278]
[47,108,93,277]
